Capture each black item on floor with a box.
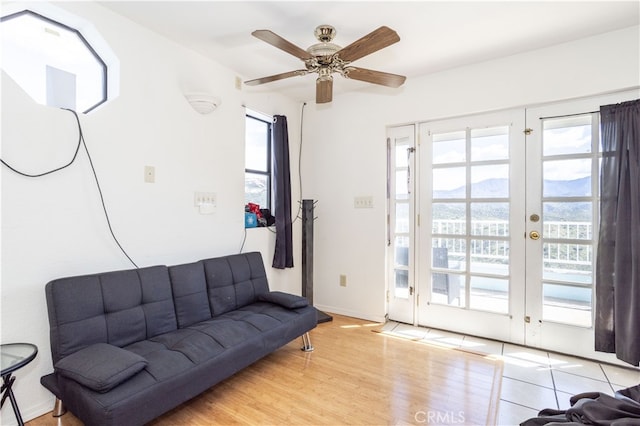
[520,384,640,425]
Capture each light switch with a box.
[354,196,373,208]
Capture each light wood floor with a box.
[28,314,503,425]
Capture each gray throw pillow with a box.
[258,291,309,309]
[55,343,147,393]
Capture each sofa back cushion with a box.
[168,261,212,328]
[202,252,270,317]
[45,265,177,363]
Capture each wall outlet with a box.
[235,76,242,90]
[144,165,155,183]
[354,196,373,208]
[339,274,347,287]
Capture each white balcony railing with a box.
[431,220,593,270]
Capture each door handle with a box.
[529,230,541,240]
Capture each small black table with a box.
[1,343,38,426]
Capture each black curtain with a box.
[272,115,294,269]
[595,99,640,366]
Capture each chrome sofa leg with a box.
[300,332,314,352]
[53,398,66,417]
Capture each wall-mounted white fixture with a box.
[185,93,221,114]
[194,191,217,214]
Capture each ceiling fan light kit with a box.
[245,24,406,104]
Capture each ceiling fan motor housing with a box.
[314,25,336,42]
[307,26,341,59]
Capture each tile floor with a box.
[378,321,640,425]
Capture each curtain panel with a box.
[272,115,294,269]
[595,99,640,366]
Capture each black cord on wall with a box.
[293,101,306,223]
[1,108,139,268]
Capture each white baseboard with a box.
[313,304,386,324]
[3,397,54,426]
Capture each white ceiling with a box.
[99,1,640,103]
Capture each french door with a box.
[388,91,637,360]
[387,125,416,324]
[416,109,526,344]
[523,92,636,362]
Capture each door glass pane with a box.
[470,277,508,313]
[433,131,466,164]
[471,203,509,236]
[395,203,409,233]
[432,203,466,235]
[396,145,409,167]
[431,273,464,307]
[543,283,592,327]
[471,164,509,198]
[543,159,592,197]
[394,270,409,298]
[394,237,409,267]
[432,240,465,271]
[471,126,509,161]
[543,116,592,156]
[433,167,466,198]
[543,202,592,239]
[396,169,408,200]
[470,239,509,276]
[542,242,593,284]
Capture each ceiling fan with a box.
[244,25,406,104]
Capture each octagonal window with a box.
[1,9,114,113]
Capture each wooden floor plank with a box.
[28,314,502,425]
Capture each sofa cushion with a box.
[169,262,212,328]
[45,265,176,364]
[202,252,270,316]
[258,291,309,309]
[54,343,148,393]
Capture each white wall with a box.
[2,2,638,422]
[1,2,303,424]
[304,26,640,322]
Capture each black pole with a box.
[302,199,332,323]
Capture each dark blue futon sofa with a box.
[40,252,317,425]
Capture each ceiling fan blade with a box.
[252,30,314,61]
[244,70,308,86]
[316,77,333,104]
[336,26,400,63]
[345,67,406,88]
